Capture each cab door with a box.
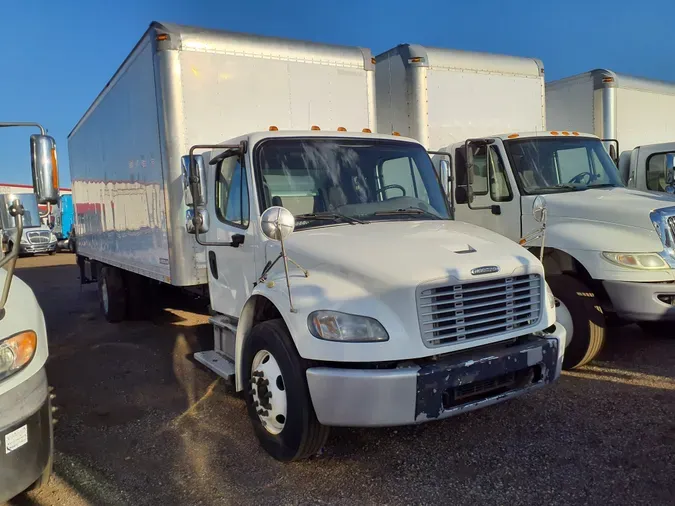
[452,139,522,241]
[634,143,675,193]
[204,152,259,318]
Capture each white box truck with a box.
[69,22,566,461]
[0,122,59,501]
[546,69,675,194]
[376,44,675,369]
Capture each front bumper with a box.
[0,369,53,501]
[306,325,565,427]
[604,280,675,322]
[19,242,57,254]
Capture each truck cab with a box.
[448,130,675,369]
[183,128,566,461]
[619,142,675,193]
[1,193,57,256]
[0,123,59,502]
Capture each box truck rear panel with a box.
[615,86,675,151]
[545,73,595,135]
[69,22,376,286]
[375,45,545,150]
[69,38,172,283]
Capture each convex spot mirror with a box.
[185,208,209,235]
[532,195,547,223]
[30,134,59,205]
[181,154,208,208]
[260,206,295,241]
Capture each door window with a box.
[646,152,675,192]
[216,156,250,228]
[488,146,512,201]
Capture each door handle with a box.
[230,234,245,248]
[208,251,218,279]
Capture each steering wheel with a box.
[567,172,595,184]
[376,184,407,198]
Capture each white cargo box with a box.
[375,44,545,150]
[546,69,675,152]
[69,21,376,286]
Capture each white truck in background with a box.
[0,123,59,502]
[0,193,58,257]
[376,44,675,368]
[546,69,675,195]
[69,22,565,462]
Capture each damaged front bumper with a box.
[305,323,565,427]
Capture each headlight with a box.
[0,331,37,381]
[602,252,668,270]
[50,233,57,242]
[545,282,555,310]
[308,311,389,342]
[20,237,29,245]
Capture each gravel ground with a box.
[4,254,675,506]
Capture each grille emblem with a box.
[470,265,500,276]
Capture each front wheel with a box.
[243,319,329,461]
[547,275,606,369]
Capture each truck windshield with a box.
[503,137,624,194]
[255,138,451,228]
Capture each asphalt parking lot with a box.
[5,254,675,506]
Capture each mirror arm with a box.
[0,201,25,319]
[0,122,45,135]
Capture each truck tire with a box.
[242,319,329,461]
[547,274,606,369]
[99,266,127,323]
[124,272,156,320]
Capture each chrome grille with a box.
[417,274,542,348]
[27,231,50,244]
[668,216,675,241]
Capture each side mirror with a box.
[30,134,59,205]
[260,206,295,241]
[181,154,208,208]
[185,208,209,234]
[455,186,469,205]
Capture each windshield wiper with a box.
[371,208,442,219]
[588,183,620,188]
[294,212,367,225]
[538,184,587,193]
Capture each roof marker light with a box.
[572,131,580,136]
[362,128,372,133]
[337,127,347,132]
[550,131,559,136]
[269,126,278,131]
[392,131,401,136]
[508,133,519,139]
[311,125,321,131]
[562,131,570,136]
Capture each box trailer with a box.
[377,44,675,369]
[69,24,565,461]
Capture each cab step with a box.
[194,350,235,381]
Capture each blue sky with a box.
[2,0,674,186]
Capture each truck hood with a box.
[273,220,540,287]
[539,187,675,230]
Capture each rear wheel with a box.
[243,319,329,461]
[98,266,127,323]
[547,274,606,369]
